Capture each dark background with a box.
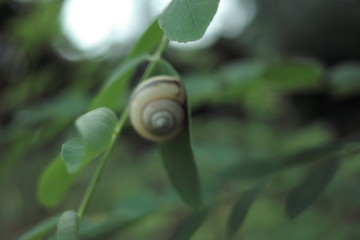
[1,0,360,239]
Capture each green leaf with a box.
[170,209,209,240]
[79,217,138,240]
[159,0,220,42]
[90,20,163,111]
[56,210,79,240]
[39,108,117,206]
[286,158,341,219]
[90,55,150,111]
[75,107,117,157]
[220,60,265,85]
[223,144,340,180]
[152,58,180,77]
[60,107,117,173]
[61,138,85,173]
[281,144,339,167]
[263,60,322,89]
[19,215,59,240]
[328,62,360,96]
[183,73,219,107]
[38,157,76,207]
[80,191,161,239]
[227,184,264,239]
[113,191,161,218]
[218,59,322,94]
[160,100,203,208]
[126,20,164,60]
[223,161,282,180]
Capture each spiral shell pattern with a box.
[129,75,185,142]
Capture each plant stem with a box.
[77,37,170,219]
[78,108,129,219]
[140,36,170,81]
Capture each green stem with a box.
[78,108,129,219]
[77,37,170,219]
[140,37,170,81]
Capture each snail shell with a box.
[129,75,186,142]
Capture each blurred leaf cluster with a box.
[1,0,360,239]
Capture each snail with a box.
[129,75,186,142]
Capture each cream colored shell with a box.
[129,75,186,142]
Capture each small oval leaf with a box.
[227,184,264,239]
[159,0,220,42]
[38,157,76,207]
[56,210,79,240]
[61,137,85,173]
[286,158,341,219]
[75,107,117,157]
[160,100,203,208]
[170,209,209,240]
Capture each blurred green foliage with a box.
[1,0,360,239]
